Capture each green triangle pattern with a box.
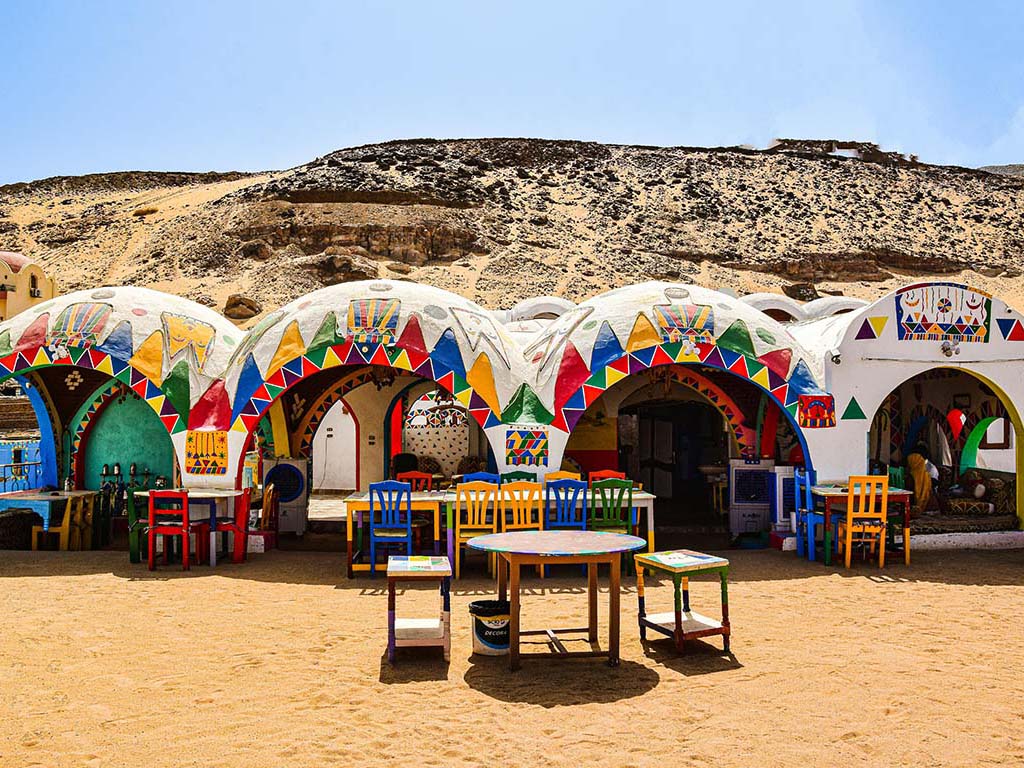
[309,312,343,351]
[841,396,867,420]
[502,384,554,425]
[717,319,757,358]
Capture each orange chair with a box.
[396,471,433,491]
[500,481,545,578]
[147,490,208,571]
[544,470,581,483]
[589,469,626,485]
[836,475,889,569]
[248,484,279,551]
[214,488,251,564]
[453,481,498,579]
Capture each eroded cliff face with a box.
[2,138,1023,320]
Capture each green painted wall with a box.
[82,395,175,489]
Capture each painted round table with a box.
[468,531,647,670]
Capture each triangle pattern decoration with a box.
[841,396,867,420]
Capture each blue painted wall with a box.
[18,375,57,487]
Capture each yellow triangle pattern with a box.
[130,331,164,383]
[673,344,701,363]
[868,316,888,337]
[94,354,115,376]
[266,321,306,377]
[466,352,502,415]
[391,349,412,371]
[750,366,772,389]
[32,347,50,367]
[605,366,628,387]
[321,346,343,370]
[626,313,662,352]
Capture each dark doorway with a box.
[619,400,728,526]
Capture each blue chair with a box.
[544,479,588,576]
[463,472,500,484]
[794,468,837,562]
[368,480,413,577]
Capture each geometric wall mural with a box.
[894,283,991,343]
[185,430,229,475]
[506,428,549,466]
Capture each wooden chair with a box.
[453,481,498,579]
[590,478,636,573]
[247,483,279,551]
[501,470,537,483]
[589,469,626,485]
[463,471,500,484]
[836,475,889,569]
[543,478,588,576]
[147,490,208,571]
[368,481,414,578]
[214,488,251,564]
[396,471,433,491]
[545,470,582,483]
[76,494,96,551]
[31,496,76,551]
[501,481,545,577]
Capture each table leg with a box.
[497,552,508,602]
[720,569,731,653]
[673,573,684,653]
[387,577,396,664]
[442,576,451,662]
[509,557,521,672]
[823,498,833,566]
[588,562,598,643]
[446,502,455,570]
[346,504,354,579]
[903,498,911,565]
[208,499,217,568]
[608,554,621,666]
[646,502,656,554]
[636,564,647,643]
[433,504,441,555]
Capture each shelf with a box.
[643,610,722,634]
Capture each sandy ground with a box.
[2,547,1024,767]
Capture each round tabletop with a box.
[467,530,647,557]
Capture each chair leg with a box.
[31,526,40,551]
[148,530,156,571]
[370,539,377,578]
[795,516,805,557]
[455,543,461,580]
[806,521,816,562]
[182,531,190,571]
[878,531,886,568]
[844,526,853,569]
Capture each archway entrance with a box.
[869,368,1022,535]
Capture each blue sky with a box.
[2,0,1023,184]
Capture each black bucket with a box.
[468,599,510,655]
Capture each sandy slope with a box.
[2,548,1023,767]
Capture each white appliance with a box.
[729,458,774,534]
[768,465,796,532]
[263,458,310,535]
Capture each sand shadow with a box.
[463,654,659,706]
[378,651,450,683]
[640,637,743,676]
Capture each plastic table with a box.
[633,549,731,654]
[386,556,452,664]
[468,530,646,671]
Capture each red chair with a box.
[396,471,433,491]
[589,469,626,486]
[148,490,208,571]
[214,488,251,564]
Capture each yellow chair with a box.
[500,481,545,578]
[32,497,76,551]
[544,470,581,483]
[836,475,889,569]
[76,494,96,551]
[453,481,498,579]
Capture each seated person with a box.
[906,445,947,513]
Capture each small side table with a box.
[634,549,731,654]
[387,556,452,664]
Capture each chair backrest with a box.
[888,465,905,490]
[236,487,252,526]
[589,469,626,486]
[846,475,889,522]
[455,481,498,531]
[463,471,500,485]
[545,470,582,483]
[396,470,433,491]
[590,478,632,526]
[148,490,189,526]
[793,467,817,513]
[369,480,412,531]
[501,470,537,483]
[545,479,588,527]
[500,481,544,530]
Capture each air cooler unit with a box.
[768,465,796,532]
[729,458,774,535]
[263,458,310,535]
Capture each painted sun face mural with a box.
[347,298,400,345]
[894,283,991,343]
[48,302,113,349]
[162,312,217,368]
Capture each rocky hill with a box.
[2,138,1023,321]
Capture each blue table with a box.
[0,491,93,531]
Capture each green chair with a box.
[888,465,905,490]
[589,478,636,573]
[501,470,537,483]
[127,488,147,563]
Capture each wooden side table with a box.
[386,556,452,664]
[634,549,731,654]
